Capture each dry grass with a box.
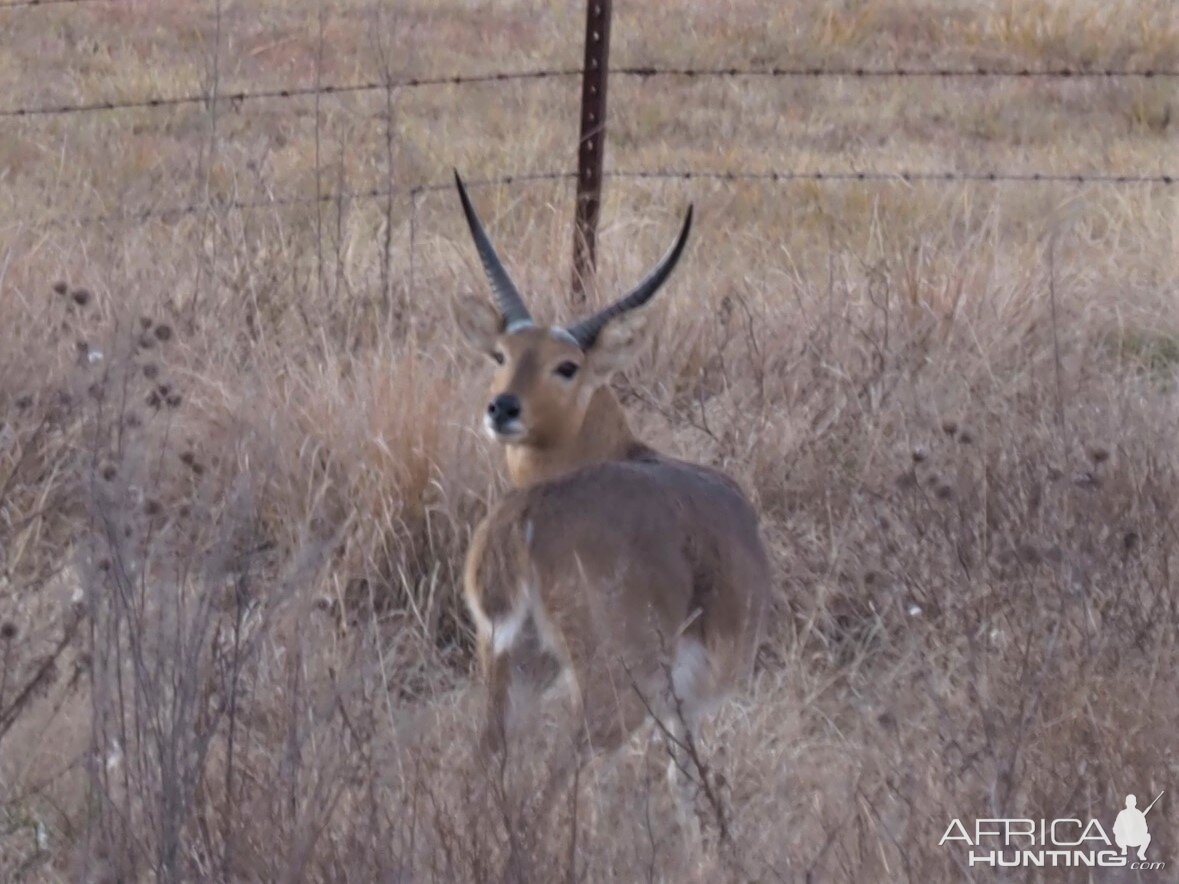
[1,0,1178,880]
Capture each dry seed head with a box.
[912,446,928,463]
[957,430,974,445]
[153,324,173,342]
[100,464,117,481]
[52,281,69,296]
[165,393,182,409]
[941,419,958,435]
[72,289,92,306]
[143,364,159,379]
[137,335,156,351]
[1089,446,1110,464]
[15,394,33,410]
[179,451,196,466]
[0,621,17,640]
[936,483,954,500]
[144,499,162,517]
[139,316,153,330]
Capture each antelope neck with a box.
[504,387,645,488]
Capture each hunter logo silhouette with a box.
[1114,792,1163,861]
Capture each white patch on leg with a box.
[491,601,529,656]
[671,637,710,715]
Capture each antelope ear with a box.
[585,311,649,379]
[452,293,504,357]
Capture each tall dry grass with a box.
[2,0,1178,880]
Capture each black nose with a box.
[487,393,521,425]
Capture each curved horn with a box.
[565,206,693,349]
[454,170,533,330]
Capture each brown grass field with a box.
[1,0,1177,880]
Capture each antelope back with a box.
[467,456,770,716]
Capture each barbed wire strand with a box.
[5,63,1177,118]
[0,70,579,118]
[0,0,110,8]
[615,65,1179,79]
[610,169,1177,185]
[37,167,1177,230]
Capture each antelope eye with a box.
[492,350,505,365]
[554,361,580,379]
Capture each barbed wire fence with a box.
[41,166,1177,230]
[0,0,110,9]
[9,67,1177,226]
[5,0,1176,306]
[4,65,1178,119]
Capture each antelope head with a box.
[452,172,692,486]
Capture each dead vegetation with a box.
[1,0,1177,880]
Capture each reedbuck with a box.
[453,173,770,816]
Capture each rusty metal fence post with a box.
[571,0,612,304]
